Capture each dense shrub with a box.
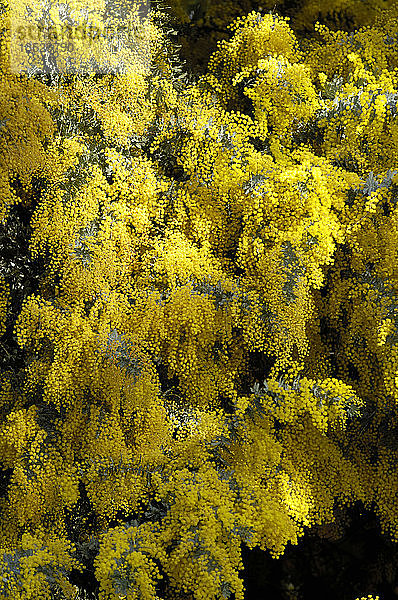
[1,1,398,598]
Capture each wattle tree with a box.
[1,1,398,599]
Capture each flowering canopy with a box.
[1,0,398,599]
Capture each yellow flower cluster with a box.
[95,522,166,600]
[0,73,55,222]
[0,532,80,600]
[2,0,398,598]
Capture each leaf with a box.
[363,171,379,196]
